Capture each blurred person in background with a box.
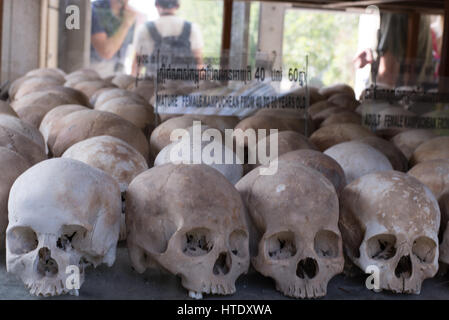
[354,12,433,88]
[90,0,140,77]
[132,0,204,77]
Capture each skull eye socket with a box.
[229,230,248,258]
[412,236,436,263]
[265,231,297,260]
[7,227,38,255]
[367,234,397,260]
[314,230,340,258]
[182,228,213,257]
[57,225,88,251]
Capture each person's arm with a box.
[92,6,137,60]
[193,48,203,69]
[190,24,204,69]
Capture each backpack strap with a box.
[178,22,192,42]
[146,21,162,43]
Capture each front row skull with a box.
[339,171,440,294]
[6,158,121,297]
[236,160,344,299]
[126,164,250,299]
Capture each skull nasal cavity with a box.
[37,247,59,277]
[213,252,231,276]
[395,255,412,279]
[296,258,318,279]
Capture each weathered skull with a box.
[318,83,355,99]
[39,104,87,155]
[308,101,338,117]
[154,126,243,185]
[94,88,146,108]
[327,93,359,111]
[357,136,408,172]
[95,97,155,134]
[0,114,46,151]
[0,101,19,117]
[324,141,393,183]
[408,160,449,264]
[0,148,29,246]
[410,136,449,166]
[6,158,121,296]
[251,130,317,167]
[339,171,440,294]
[276,149,346,196]
[11,89,86,128]
[320,111,361,127]
[312,107,346,127]
[390,129,438,161]
[51,110,150,162]
[62,136,149,240]
[126,164,249,298]
[310,123,375,151]
[236,160,344,298]
[0,125,46,166]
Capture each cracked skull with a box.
[6,158,121,296]
[62,135,149,241]
[236,160,344,299]
[126,163,250,298]
[339,171,440,294]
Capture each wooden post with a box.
[1,0,41,83]
[439,0,449,92]
[0,0,3,78]
[58,0,91,73]
[404,12,420,86]
[221,0,233,67]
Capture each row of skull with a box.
[0,67,448,299]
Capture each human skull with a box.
[39,104,87,155]
[251,130,317,167]
[318,83,355,99]
[312,107,346,127]
[408,160,449,264]
[94,88,146,108]
[310,123,375,151]
[0,101,19,117]
[324,141,393,183]
[327,93,359,111]
[0,114,46,151]
[0,125,46,166]
[126,164,249,298]
[154,126,243,185]
[11,89,86,127]
[390,129,438,161]
[357,136,408,172]
[51,110,150,162]
[0,148,29,246]
[276,149,346,196]
[320,111,361,127]
[236,160,344,299]
[62,136,148,240]
[6,158,121,296]
[95,97,155,134]
[339,171,440,294]
[410,136,449,166]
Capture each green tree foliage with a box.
[283,9,360,87]
[177,0,223,58]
